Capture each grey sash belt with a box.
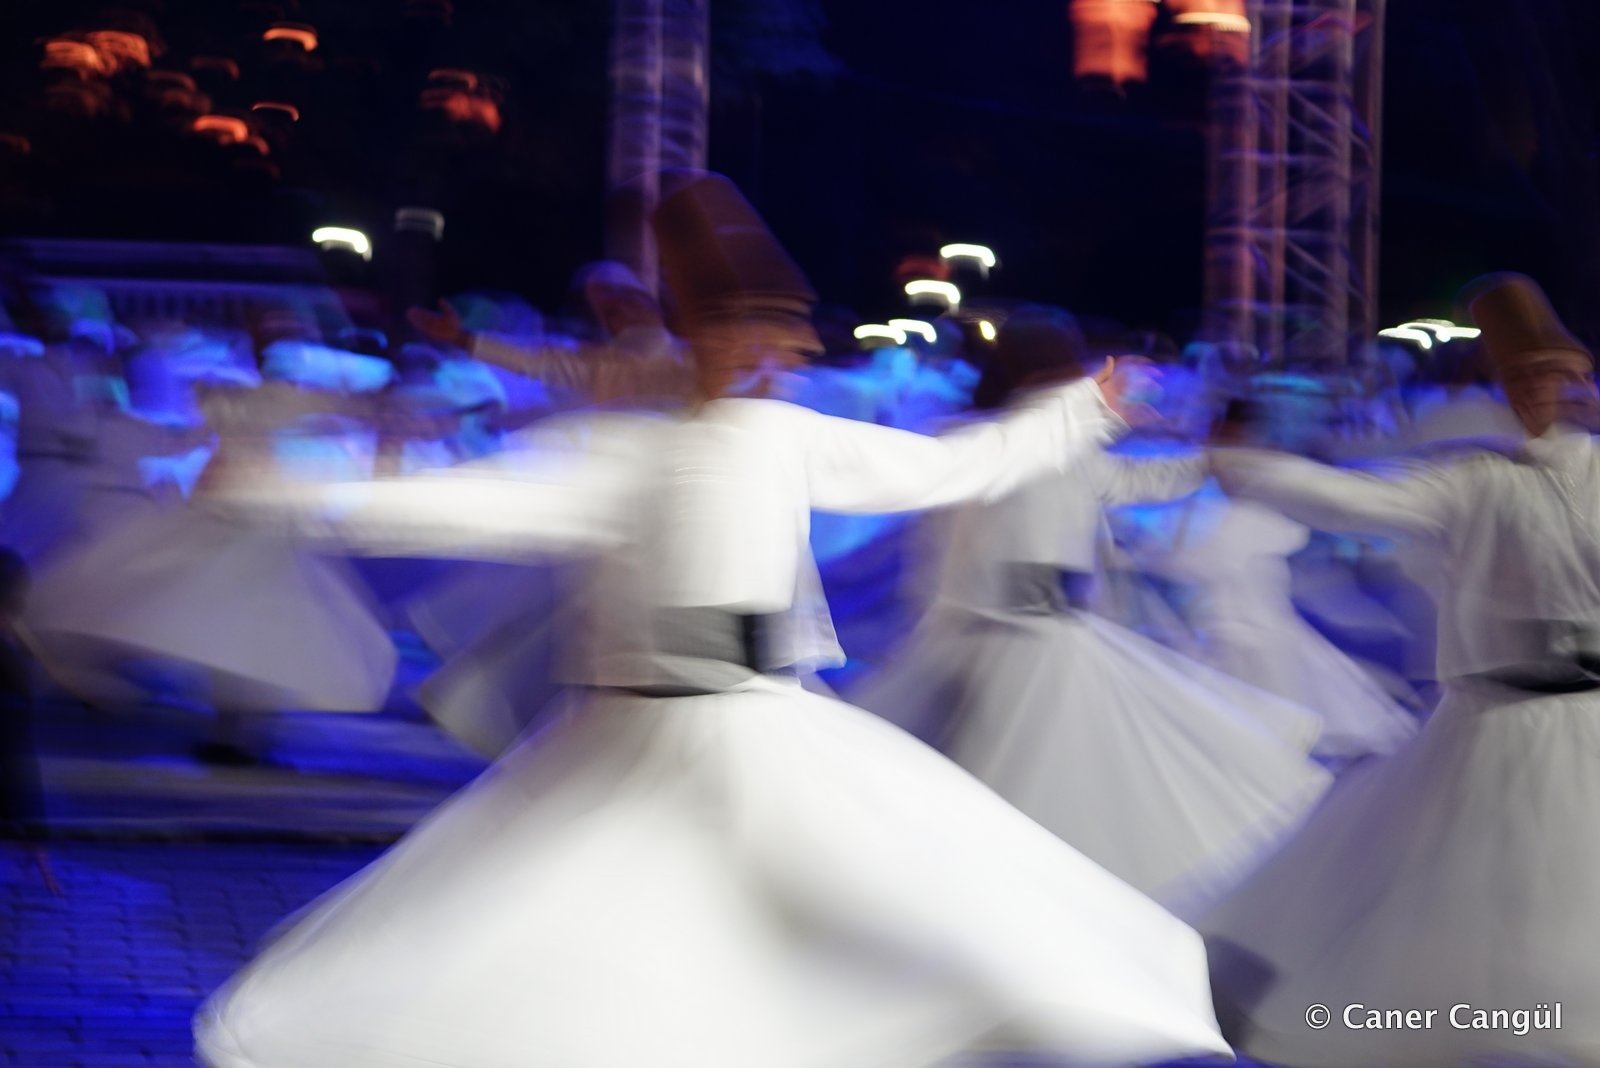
[605,608,798,698]
[1477,620,1600,694]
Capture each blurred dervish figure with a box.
[193,173,1231,1068]
[1125,394,1422,763]
[21,331,398,763]
[850,306,1331,916]
[1201,273,1600,1067]
[407,258,693,408]
[0,283,191,566]
[400,261,699,757]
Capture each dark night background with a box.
[1,0,1597,343]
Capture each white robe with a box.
[1135,482,1420,759]
[195,381,1231,1068]
[22,385,396,713]
[1203,430,1600,1067]
[852,447,1331,912]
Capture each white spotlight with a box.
[854,324,908,345]
[889,319,938,343]
[904,280,962,309]
[312,226,372,260]
[1378,327,1434,350]
[938,243,998,269]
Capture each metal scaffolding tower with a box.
[1202,0,1386,367]
[605,0,710,292]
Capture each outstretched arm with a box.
[1090,449,1209,506]
[213,417,640,562]
[1210,447,1457,541]
[802,377,1126,514]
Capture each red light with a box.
[193,115,251,143]
[41,39,108,76]
[263,24,318,51]
[419,87,502,133]
[1068,0,1160,86]
[252,102,301,121]
[85,30,152,70]
[191,56,241,80]
[427,68,479,90]
[894,255,951,287]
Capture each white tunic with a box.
[1215,428,1600,685]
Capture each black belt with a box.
[1480,652,1600,694]
[1480,668,1600,695]
[602,608,800,698]
[1002,564,1093,615]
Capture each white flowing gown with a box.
[195,381,1231,1068]
[851,446,1331,913]
[1202,434,1600,1067]
[1136,483,1420,759]
[23,384,396,713]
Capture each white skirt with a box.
[195,679,1229,1068]
[1198,611,1420,759]
[23,505,396,712]
[416,602,568,760]
[1203,678,1600,1067]
[853,606,1331,913]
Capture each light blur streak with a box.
[252,102,301,121]
[978,320,997,341]
[904,280,961,309]
[263,25,318,51]
[853,325,908,345]
[193,116,251,143]
[1378,327,1434,349]
[312,227,373,261]
[1172,12,1252,31]
[938,243,998,269]
[888,319,937,343]
[1401,320,1481,341]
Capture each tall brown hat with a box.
[651,170,818,340]
[973,305,1091,409]
[1464,272,1593,377]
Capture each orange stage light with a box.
[252,102,301,121]
[85,30,152,70]
[1068,0,1160,86]
[42,39,108,77]
[193,115,251,143]
[263,24,318,51]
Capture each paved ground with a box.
[2,840,378,1068]
[2,657,483,1067]
[35,701,483,841]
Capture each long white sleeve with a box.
[217,417,644,562]
[1090,450,1208,507]
[1212,448,1457,542]
[801,378,1125,514]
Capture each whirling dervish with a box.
[1201,273,1600,1067]
[850,307,1331,914]
[193,172,1230,1068]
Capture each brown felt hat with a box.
[651,170,817,341]
[1464,273,1592,377]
